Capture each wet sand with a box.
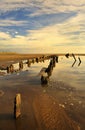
[0,72,83,130]
[0,82,80,130]
[0,54,85,130]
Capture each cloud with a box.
[56,12,85,44]
[0,12,85,53]
[0,19,27,26]
[0,0,85,15]
[0,0,85,53]
[0,32,11,40]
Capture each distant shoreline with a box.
[0,52,85,60]
[0,52,85,66]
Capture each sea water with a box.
[0,56,85,90]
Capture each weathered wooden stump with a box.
[27,60,31,67]
[7,66,10,73]
[41,76,48,84]
[56,56,58,63]
[32,59,35,64]
[49,60,53,66]
[19,61,23,70]
[36,57,39,63]
[65,53,69,58]
[14,93,21,119]
[10,64,14,73]
[65,53,70,58]
[53,59,56,67]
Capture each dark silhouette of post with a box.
[72,53,76,61]
[65,53,69,58]
[7,66,10,73]
[56,56,58,63]
[27,59,31,67]
[36,57,39,63]
[19,61,23,70]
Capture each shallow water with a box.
[51,56,85,90]
[29,56,85,90]
[0,56,85,130]
[0,56,85,90]
[23,56,85,90]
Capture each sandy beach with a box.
[1,0,85,129]
[0,53,85,130]
[0,77,80,130]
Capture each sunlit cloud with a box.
[0,19,27,26]
[0,0,85,15]
[0,0,85,53]
[0,32,11,40]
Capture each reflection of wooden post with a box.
[78,57,81,63]
[14,93,21,119]
[78,57,81,66]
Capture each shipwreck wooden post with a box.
[7,66,11,73]
[56,56,58,63]
[36,57,39,63]
[14,93,21,119]
[32,58,35,64]
[27,59,31,67]
[10,64,14,73]
[19,61,23,70]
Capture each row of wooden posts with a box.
[65,53,81,67]
[9,54,81,119]
[14,56,59,119]
[41,56,58,84]
[5,54,82,119]
[7,61,23,73]
[6,55,50,73]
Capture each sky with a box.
[0,0,85,53]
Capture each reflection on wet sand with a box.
[72,60,76,67]
[0,90,4,96]
[78,57,81,67]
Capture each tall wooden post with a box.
[14,93,21,119]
